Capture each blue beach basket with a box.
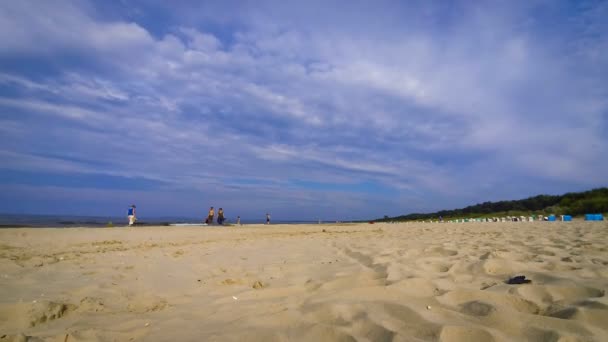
[585,214,604,221]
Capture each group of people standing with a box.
[206,207,271,225]
[126,204,271,226]
[206,207,226,225]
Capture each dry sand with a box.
[0,221,607,341]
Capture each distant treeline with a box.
[379,187,608,221]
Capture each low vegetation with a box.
[378,187,608,222]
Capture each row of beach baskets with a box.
[546,214,603,221]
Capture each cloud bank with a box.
[0,0,606,220]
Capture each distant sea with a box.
[0,214,327,228]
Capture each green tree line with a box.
[379,187,608,221]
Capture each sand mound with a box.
[545,285,605,302]
[389,277,444,297]
[0,334,36,342]
[512,285,554,306]
[351,317,395,341]
[481,259,516,275]
[300,301,441,341]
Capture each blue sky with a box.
[0,0,607,221]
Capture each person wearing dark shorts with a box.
[207,207,214,225]
[217,208,225,225]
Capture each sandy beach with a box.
[0,221,607,341]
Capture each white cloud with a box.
[179,27,222,51]
[0,97,101,121]
[0,1,154,57]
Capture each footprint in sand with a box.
[524,328,561,342]
[252,280,265,289]
[350,317,395,341]
[424,247,458,257]
[543,305,579,319]
[126,295,168,313]
[0,300,77,329]
[221,278,243,285]
[341,247,389,281]
[439,326,494,342]
[545,285,605,302]
[418,260,453,273]
[440,289,541,315]
[288,323,357,342]
[172,249,185,258]
[512,285,553,307]
[77,297,105,313]
[459,301,496,316]
[591,258,608,266]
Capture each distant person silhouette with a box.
[127,204,136,226]
[217,208,225,225]
[206,207,214,225]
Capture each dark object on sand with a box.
[506,275,531,284]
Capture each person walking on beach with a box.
[236,216,241,225]
[127,204,137,226]
[206,207,214,225]
[217,208,225,225]
[266,213,271,225]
